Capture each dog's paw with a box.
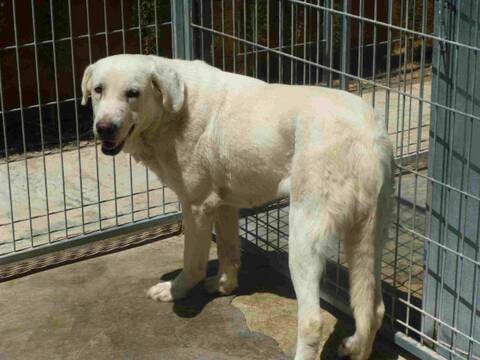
[147,281,175,302]
[337,335,368,360]
[204,274,238,295]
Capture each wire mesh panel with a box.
[0,1,179,261]
[188,1,478,359]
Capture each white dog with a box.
[81,54,393,360]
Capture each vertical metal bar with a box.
[67,0,86,233]
[290,1,295,84]
[266,0,270,82]
[321,0,330,85]
[200,0,205,60]
[30,0,52,242]
[327,0,334,86]
[440,0,466,350]
[154,0,159,54]
[451,1,476,350]
[315,0,320,85]
[172,0,192,60]
[423,0,446,348]
[340,0,351,89]
[278,0,283,83]
[401,0,416,336]
[210,0,215,66]
[221,0,226,70]
[102,0,119,226]
[356,0,364,95]
[0,65,16,250]
[122,0,135,223]
[401,0,410,161]
[466,6,480,357]
[384,0,393,133]
[243,0,247,75]
[406,0,429,340]
[302,2,307,85]
[84,0,102,230]
[232,0,237,73]
[395,0,412,334]
[406,0,417,155]
[254,0,258,78]
[147,0,154,217]
[437,1,462,352]
[49,0,69,238]
[11,0,35,245]
[255,210,259,248]
[371,0,378,106]
[385,0,397,327]
[266,204,270,251]
[276,203,280,251]
[137,1,143,57]
[394,0,405,157]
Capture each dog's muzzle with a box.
[99,125,135,156]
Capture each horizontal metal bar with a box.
[236,39,324,57]
[0,96,85,116]
[0,22,171,53]
[0,211,182,265]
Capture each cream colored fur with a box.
[81,54,394,360]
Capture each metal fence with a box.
[0,1,180,262]
[1,1,479,360]
[186,1,479,359]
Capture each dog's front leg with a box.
[148,203,214,302]
[205,206,240,295]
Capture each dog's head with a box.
[81,54,185,155]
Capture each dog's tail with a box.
[343,136,394,357]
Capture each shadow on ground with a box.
[161,250,409,360]
[159,251,296,320]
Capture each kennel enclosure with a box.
[0,1,479,359]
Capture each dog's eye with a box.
[126,89,140,99]
[94,85,103,94]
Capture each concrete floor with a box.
[0,235,410,360]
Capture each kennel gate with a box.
[0,1,479,359]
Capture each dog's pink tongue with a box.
[102,141,116,149]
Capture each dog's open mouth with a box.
[101,125,135,156]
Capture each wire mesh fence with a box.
[1,1,479,359]
[188,1,479,359]
[0,0,180,259]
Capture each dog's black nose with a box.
[96,121,118,140]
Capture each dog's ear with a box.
[150,56,185,113]
[81,64,94,106]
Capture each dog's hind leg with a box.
[289,202,333,360]
[338,210,385,360]
[205,206,241,295]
